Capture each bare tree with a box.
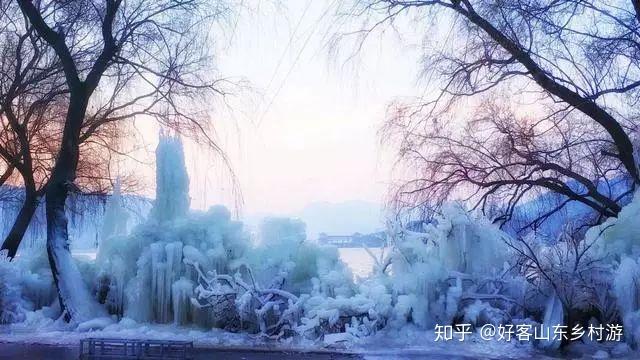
[0,5,65,258]
[385,100,633,231]
[0,3,139,258]
[345,0,640,224]
[14,0,232,321]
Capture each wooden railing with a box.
[79,338,193,359]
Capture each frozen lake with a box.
[338,247,383,279]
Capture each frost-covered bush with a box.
[499,221,625,349]
[511,230,610,318]
[565,193,640,348]
[379,204,515,329]
[298,280,392,339]
[188,259,304,336]
[190,216,354,334]
[188,248,374,340]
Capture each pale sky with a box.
[134,1,427,218]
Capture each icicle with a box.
[107,256,126,317]
[150,242,166,322]
[172,277,194,325]
[124,249,153,322]
[149,241,184,323]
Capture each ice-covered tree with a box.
[0,3,143,259]
[344,0,640,230]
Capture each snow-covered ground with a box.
[0,319,533,359]
[2,319,631,359]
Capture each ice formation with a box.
[99,179,128,245]
[172,277,194,325]
[151,133,190,223]
[7,129,640,357]
[0,253,27,324]
[96,210,356,334]
[378,204,515,329]
[539,292,564,350]
[614,257,640,347]
[94,134,355,338]
[0,251,56,324]
[586,193,640,347]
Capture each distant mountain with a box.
[294,200,384,240]
[500,177,633,242]
[243,201,385,241]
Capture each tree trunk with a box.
[0,165,14,186]
[46,180,105,322]
[1,189,39,259]
[15,0,113,323]
[46,94,105,322]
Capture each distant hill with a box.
[498,177,633,242]
[243,200,385,241]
